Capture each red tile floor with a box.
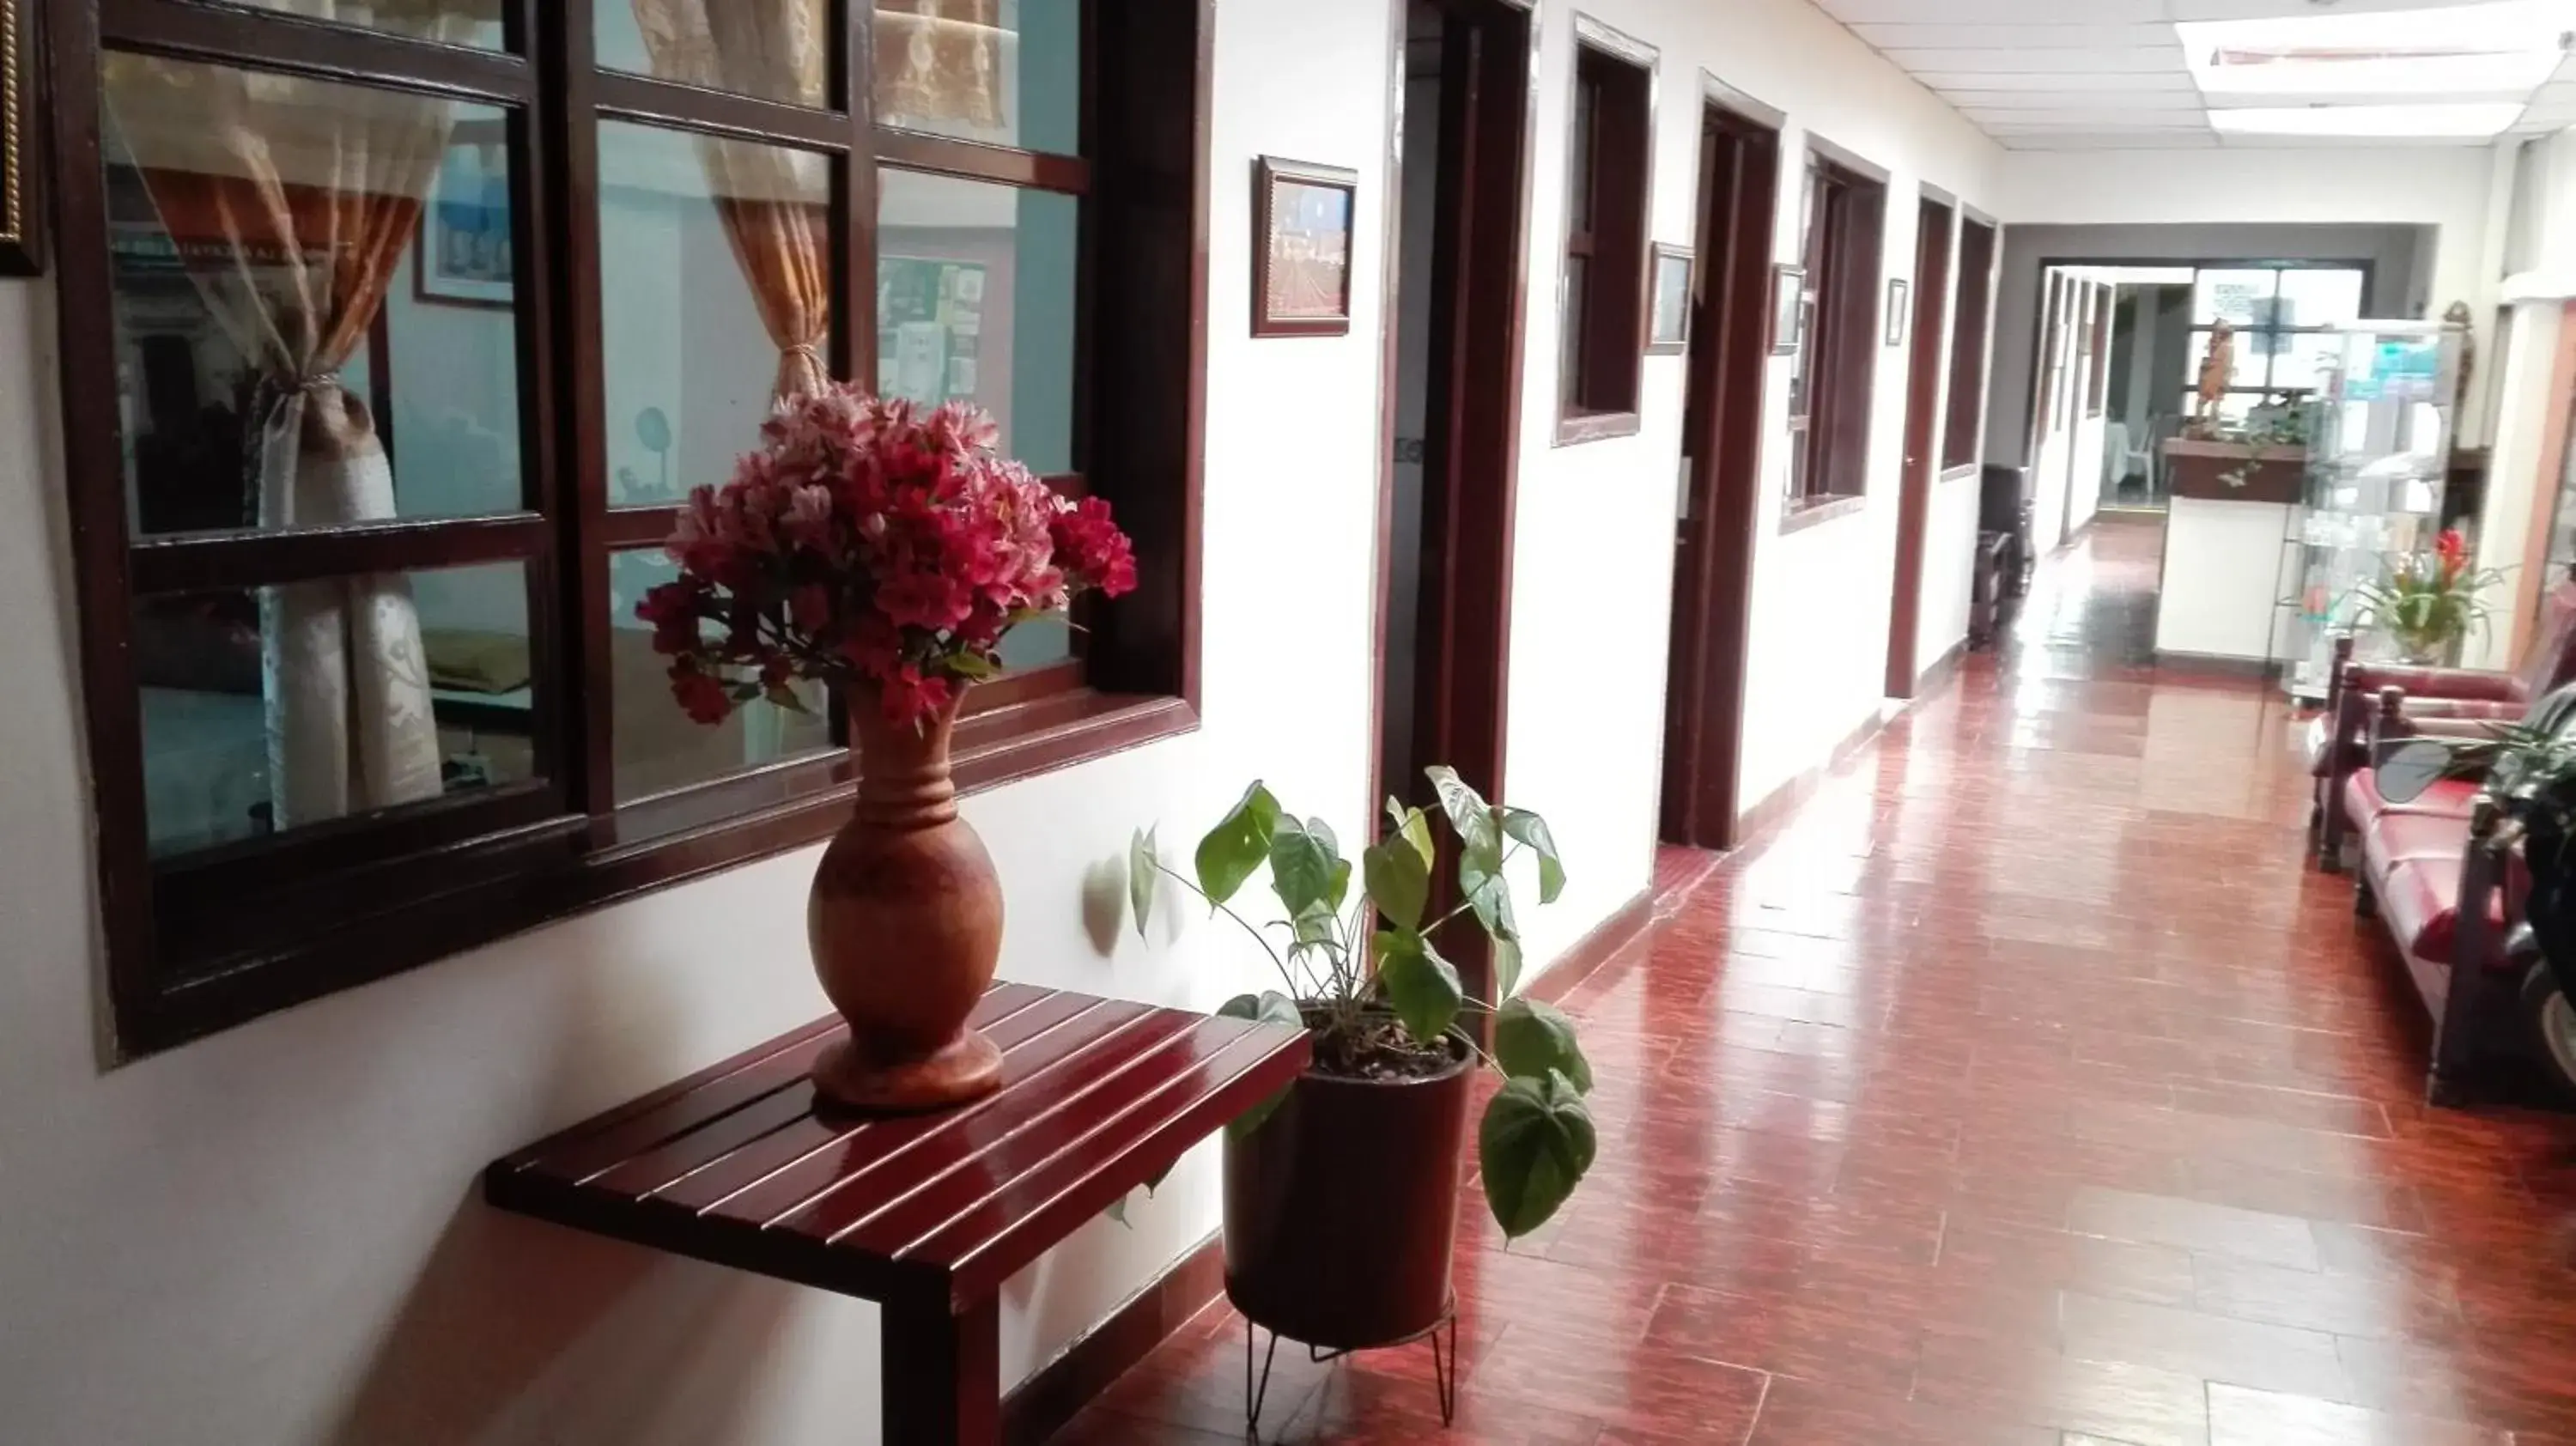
[1051,517,2576,1444]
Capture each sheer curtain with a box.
[630,0,834,400]
[105,1,493,831]
[875,1,1006,131]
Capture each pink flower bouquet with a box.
[639,386,1137,726]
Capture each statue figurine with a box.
[2445,301,2476,420]
[2196,319,2236,421]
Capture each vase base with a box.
[811,1029,1005,1115]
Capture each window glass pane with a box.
[136,561,535,858]
[2276,268,2366,330]
[1560,255,1589,407]
[597,0,832,108]
[875,1,1081,155]
[103,59,523,536]
[878,168,1078,474]
[999,613,1073,671]
[1569,76,1597,232]
[2193,268,2279,327]
[230,0,506,50]
[598,122,834,507]
[2271,329,2348,398]
[610,550,834,803]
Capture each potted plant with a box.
[642,386,1136,1112]
[2352,527,2504,665]
[1129,768,1596,1353]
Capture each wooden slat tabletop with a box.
[484,984,1310,1311]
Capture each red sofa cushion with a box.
[2342,769,2479,829]
[2359,811,2509,967]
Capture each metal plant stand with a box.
[1243,1297,1460,1437]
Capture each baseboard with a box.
[1733,708,1884,846]
[1525,888,1656,1007]
[1913,635,1967,697]
[1000,1233,1226,1445]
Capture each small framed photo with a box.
[1769,264,1806,356]
[1885,278,1911,348]
[1645,243,1693,355]
[1252,156,1358,337]
[416,118,513,308]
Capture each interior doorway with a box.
[1656,96,1782,851]
[1375,0,1536,1002]
[1885,193,1955,699]
[2099,279,2195,513]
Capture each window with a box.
[55,0,1211,1054]
[1555,16,1655,445]
[1941,216,1996,471]
[2178,264,2367,428]
[2085,285,2112,418]
[1785,149,1886,512]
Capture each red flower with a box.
[879,664,955,723]
[2434,528,2469,584]
[668,662,733,726]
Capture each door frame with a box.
[1885,190,1955,699]
[1657,81,1783,851]
[1368,0,1539,1006]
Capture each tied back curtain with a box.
[630,0,834,401]
[104,7,495,833]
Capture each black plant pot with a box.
[1222,1031,1473,1350]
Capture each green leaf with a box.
[1493,996,1592,1093]
[1104,1193,1132,1227]
[1479,1071,1597,1239]
[1128,826,1157,938]
[1144,1159,1174,1195]
[1461,847,1519,943]
[1196,781,1280,905]
[946,651,1001,681]
[1386,799,1437,869]
[1327,859,1354,913]
[1500,807,1567,905]
[1268,817,1336,919]
[1362,833,1431,933]
[1425,766,1499,857]
[764,683,813,714]
[1292,901,1339,948]
[1374,930,1463,1044]
[1217,991,1303,1139]
[1494,935,1524,1003]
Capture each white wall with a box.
[1499,0,2002,976]
[0,3,1400,1443]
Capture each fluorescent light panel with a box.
[2208,102,2525,137]
[2178,0,2575,97]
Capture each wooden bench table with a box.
[483,983,1309,1443]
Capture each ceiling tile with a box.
[2000,132,2221,150]
[1847,21,2174,49]
[1917,70,2201,92]
[1820,0,2167,21]
[1882,46,2190,75]
[1937,89,2209,111]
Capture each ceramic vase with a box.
[807,690,1006,1113]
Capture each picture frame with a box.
[1885,278,1910,348]
[0,0,42,276]
[1769,264,1806,356]
[1251,156,1358,337]
[416,119,513,309]
[1645,243,1693,355]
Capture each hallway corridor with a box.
[1056,519,2576,1445]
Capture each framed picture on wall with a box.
[1769,264,1806,356]
[1645,243,1692,355]
[416,120,513,308]
[1252,156,1358,337]
[1885,278,1910,348]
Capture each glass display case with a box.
[2287,320,2465,700]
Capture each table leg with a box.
[884,1293,999,1444]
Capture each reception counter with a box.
[2154,441,2307,665]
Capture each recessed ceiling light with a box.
[2208,101,2526,137]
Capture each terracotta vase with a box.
[807,690,1006,1113]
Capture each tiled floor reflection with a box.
[1049,519,2576,1444]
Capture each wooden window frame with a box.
[1553,14,1655,447]
[1941,214,1995,472]
[50,0,1213,1055]
[1783,145,1885,518]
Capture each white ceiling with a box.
[1815,0,2576,149]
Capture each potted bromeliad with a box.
[2352,527,2505,666]
[1128,769,1596,1355]
[643,387,1136,1113]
